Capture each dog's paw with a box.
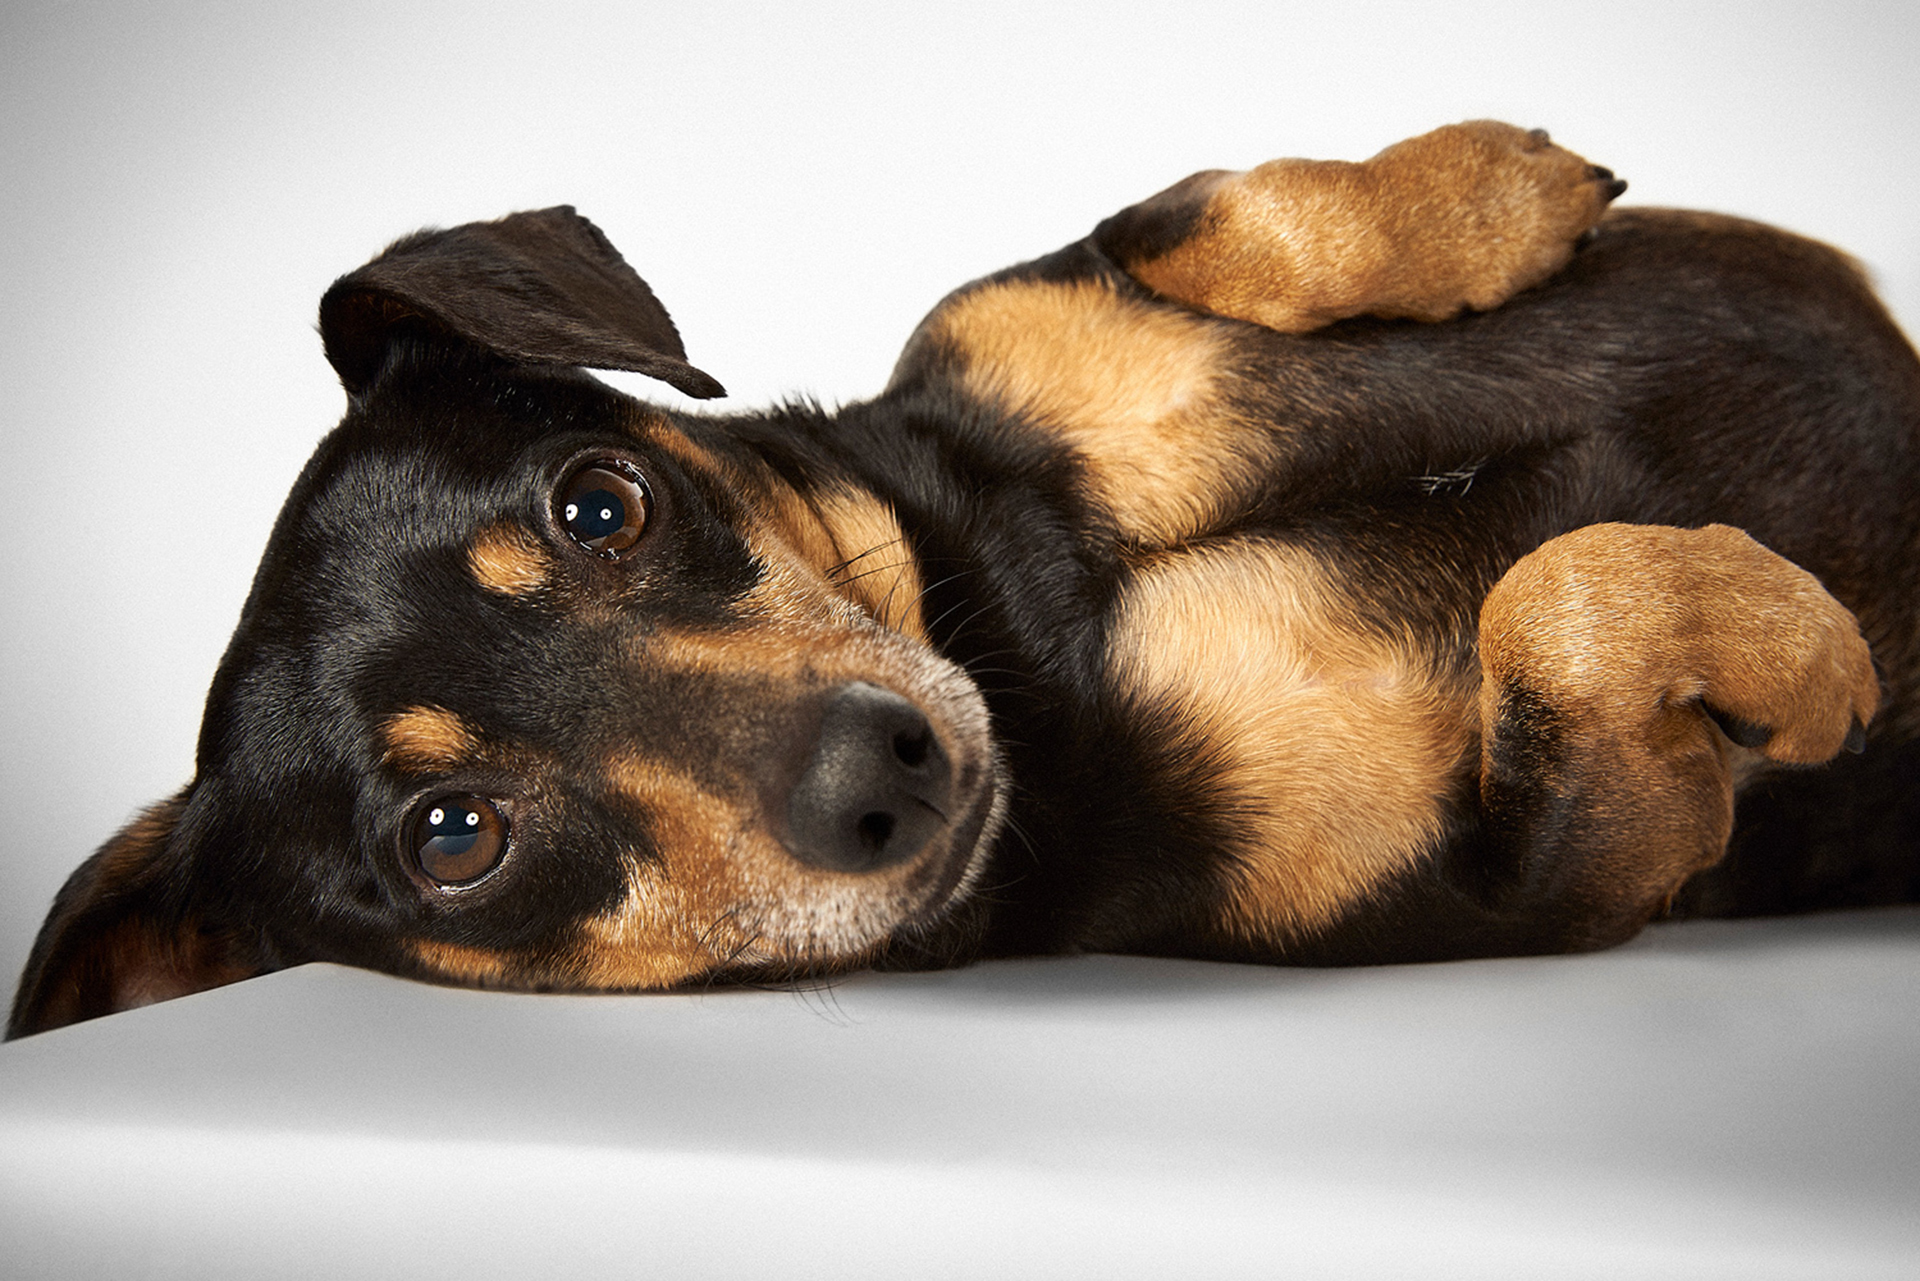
[1670,526,1881,764]
[1481,523,1880,766]
[1371,120,1626,318]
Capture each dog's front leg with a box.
[1471,523,1880,949]
[1095,120,1625,333]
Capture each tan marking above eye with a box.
[896,277,1277,547]
[642,417,930,640]
[648,421,731,477]
[381,705,479,773]
[756,482,929,641]
[1107,538,1474,944]
[468,522,552,596]
[809,488,928,640]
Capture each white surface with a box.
[3,909,1917,1278]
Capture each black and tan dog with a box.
[12,122,1918,1037]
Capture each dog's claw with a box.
[1586,166,1628,202]
[1845,720,1868,754]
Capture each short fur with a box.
[12,122,1916,1037]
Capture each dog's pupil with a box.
[570,489,624,537]
[557,463,648,556]
[425,806,476,836]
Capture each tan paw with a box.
[1368,120,1627,318]
[1481,523,1880,765]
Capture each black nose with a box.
[786,682,954,873]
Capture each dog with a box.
[11,122,1917,1038]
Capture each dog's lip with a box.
[898,752,1002,926]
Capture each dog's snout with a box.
[786,682,954,873]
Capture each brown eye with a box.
[557,462,649,556]
[412,796,507,885]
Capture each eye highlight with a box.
[412,795,508,885]
[557,461,649,557]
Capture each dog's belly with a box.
[1105,535,1477,944]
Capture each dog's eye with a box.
[557,462,649,557]
[412,796,508,885]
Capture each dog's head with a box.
[10,208,1003,1037]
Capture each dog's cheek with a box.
[572,755,772,987]
[568,866,745,990]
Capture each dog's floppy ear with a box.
[318,205,726,400]
[7,791,264,1039]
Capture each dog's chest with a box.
[1101,537,1477,940]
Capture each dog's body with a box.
[12,123,1917,1036]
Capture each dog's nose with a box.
[786,682,953,873]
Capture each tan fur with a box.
[585,752,941,983]
[1482,524,1879,762]
[467,523,551,596]
[628,614,989,781]
[580,755,775,986]
[410,939,511,986]
[811,488,929,640]
[649,416,931,639]
[574,869,744,990]
[1108,539,1475,942]
[1128,120,1614,332]
[896,277,1274,546]
[647,418,733,478]
[1478,523,1881,916]
[11,794,259,1032]
[381,706,480,772]
[580,507,996,985]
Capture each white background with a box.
[2,0,1917,983]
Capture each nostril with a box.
[893,724,932,769]
[857,810,897,852]
[785,682,955,873]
